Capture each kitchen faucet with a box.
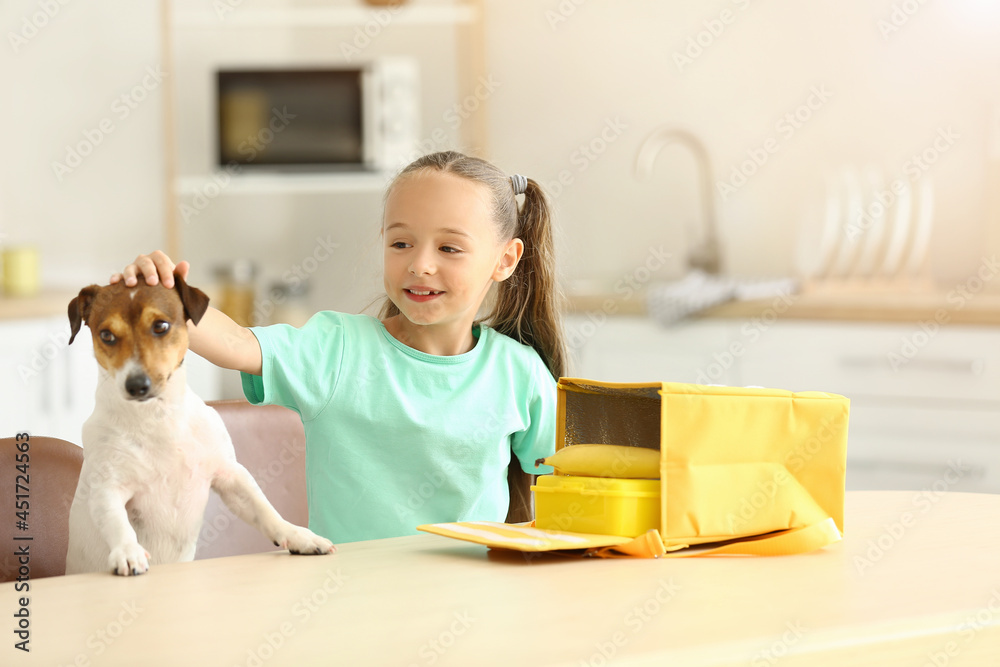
[634,126,722,275]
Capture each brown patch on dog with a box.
[68,273,210,398]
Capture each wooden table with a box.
[4,491,999,666]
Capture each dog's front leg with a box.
[88,485,150,576]
[213,464,335,555]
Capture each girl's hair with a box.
[378,151,565,380]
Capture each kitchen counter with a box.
[0,290,77,321]
[564,288,1000,325]
[8,287,1000,325]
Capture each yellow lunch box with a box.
[532,475,661,537]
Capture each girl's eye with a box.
[99,330,117,345]
[390,241,410,249]
[152,321,171,336]
[440,246,461,254]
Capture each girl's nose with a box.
[409,248,436,276]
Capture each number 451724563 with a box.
[15,433,29,525]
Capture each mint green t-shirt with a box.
[241,312,556,543]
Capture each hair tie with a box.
[510,174,527,196]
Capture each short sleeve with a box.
[511,359,557,475]
[239,312,346,422]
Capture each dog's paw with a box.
[108,543,150,576]
[274,525,336,556]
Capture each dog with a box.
[64,273,334,576]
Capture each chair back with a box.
[197,400,309,559]
[0,436,83,582]
[198,399,533,558]
[506,457,534,524]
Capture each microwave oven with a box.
[215,57,419,172]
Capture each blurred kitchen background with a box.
[1,0,999,493]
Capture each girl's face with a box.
[383,170,521,332]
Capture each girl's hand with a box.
[110,250,262,374]
[111,250,190,288]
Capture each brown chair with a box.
[197,400,309,559]
[506,457,534,524]
[198,399,533,558]
[0,436,84,582]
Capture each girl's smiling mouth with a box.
[404,287,444,302]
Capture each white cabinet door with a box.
[0,317,96,444]
[738,321,1000,401]
[0,321,37,437]
[737,321,1000,493]
[844,404,1000,493]
[565,315,738,384]
[561,314,1000,494]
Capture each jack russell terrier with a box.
[65,273,334,576]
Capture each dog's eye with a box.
[152,321,170,336]
[99,330,117,345]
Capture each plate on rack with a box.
[878,177,912,280]
[794,174,844,281]
[904,177,935,278]
[827,168,865,279]
[851,167,889,279]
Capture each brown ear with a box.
[173,270,210,326]
[68,285,101,345]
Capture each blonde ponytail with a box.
[488,178,565,379]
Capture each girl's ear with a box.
[493,237,524,282]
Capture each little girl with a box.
[114,151,565,544]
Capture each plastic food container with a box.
[531,475,661,537]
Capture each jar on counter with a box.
[214,260,257,327]
[2,246,41,298]
[268,279,311,327]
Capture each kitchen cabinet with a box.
[0,317,222,445]
[564,314,1000,494]
[0,317,96,445]
[566,315,739,386]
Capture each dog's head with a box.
[68,272,210,402]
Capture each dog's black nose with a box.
[125,374,151,398]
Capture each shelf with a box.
[0,290,78,322]
[176,171,394,196]
[701,289,1000,325]
[563,287,1000,325]
[172,5,477,29]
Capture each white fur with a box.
[66,362,334,576]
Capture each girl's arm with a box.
[187,306,263,376]
[112,251,263,375]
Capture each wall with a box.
[1,0,474,318]
[480,0,1000,290]
[171,0,469,317]
[5,1,1000,303]
[0,0,166,287]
